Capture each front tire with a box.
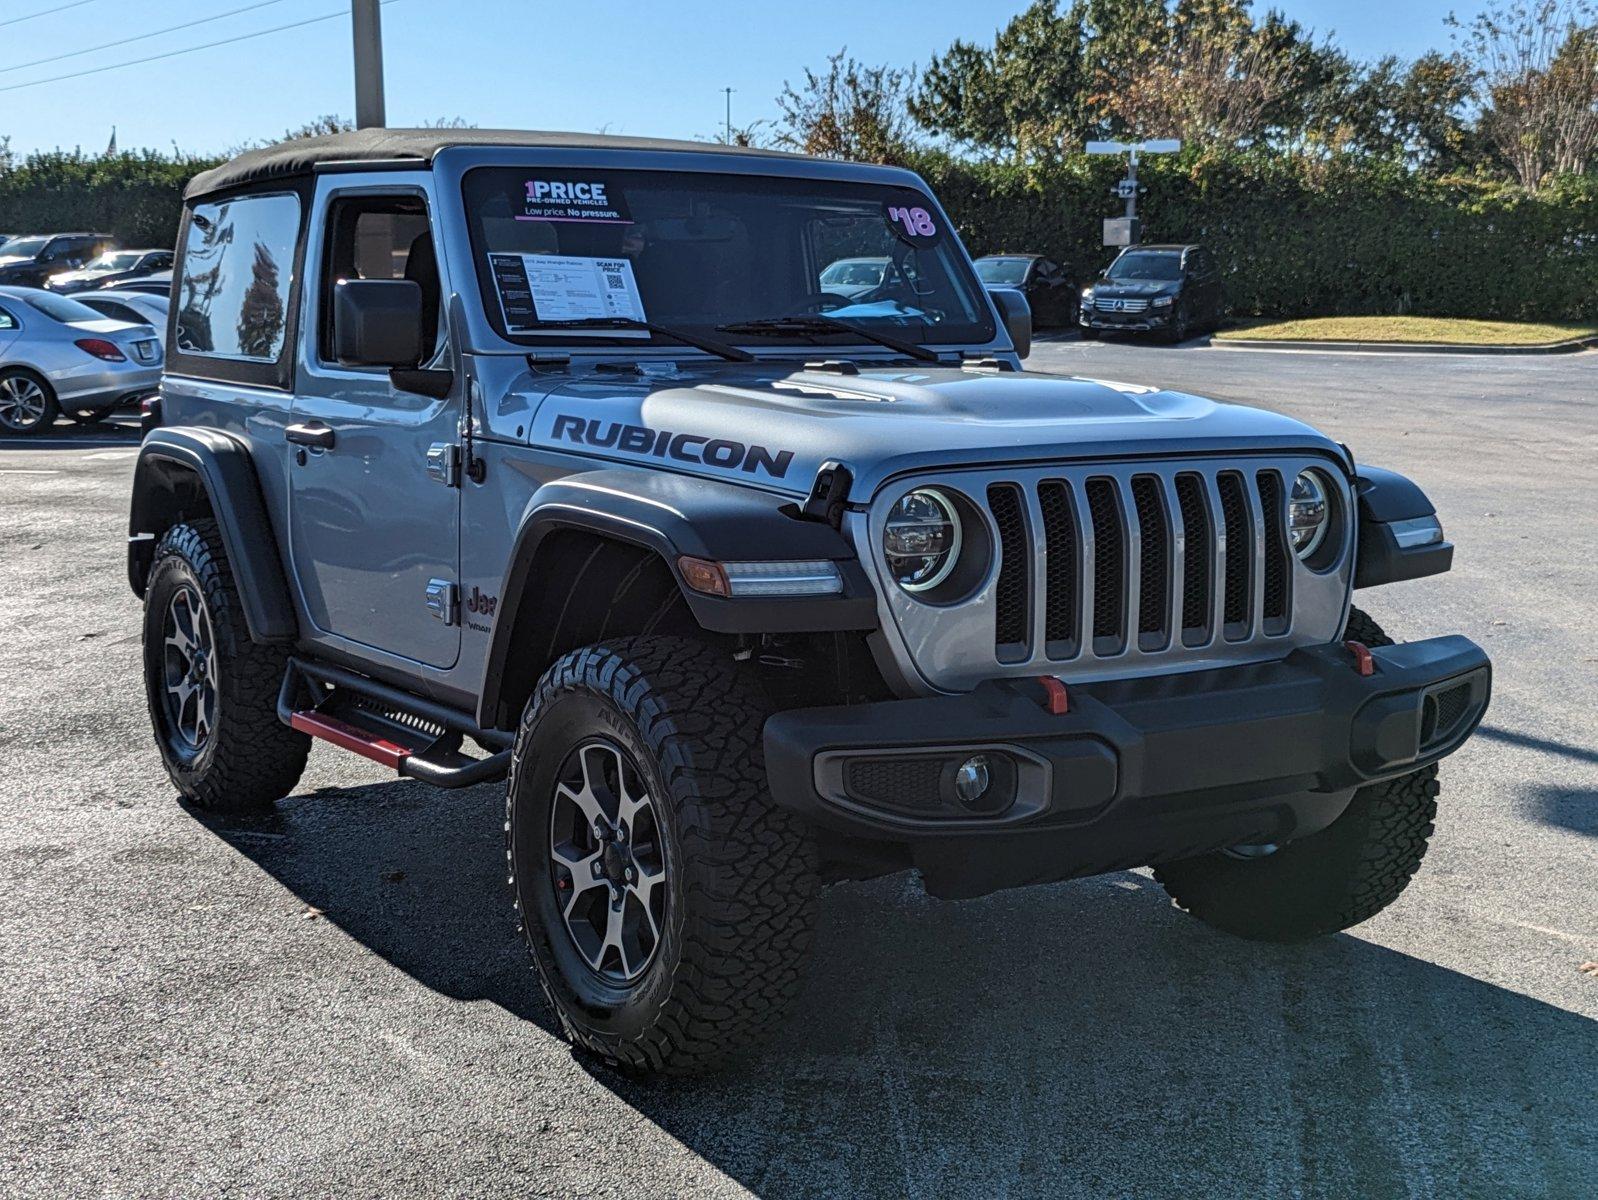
[1153,608,1440,941]
[142,519,309,811]
[507,636,818,1074]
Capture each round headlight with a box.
[1289,470,1331,558]
[883,488,962,593]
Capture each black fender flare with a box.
[477,467,877,727]
[1352,465,1453,589]
[128,428,297,643]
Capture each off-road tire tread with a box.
[506,636,818,1074]
[145,519,308,810]
[1153,608,1440,942]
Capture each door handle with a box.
[285,422,335,449]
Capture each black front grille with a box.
[1175,473,1212,641]
[988,484,1029,653]
[1131,475,1169,643]
[1257,471,1290,628]
[1217,472,1252,631]
[1038,481,1078,653]
[980,466,1313,664]
[1085,479,1125,649]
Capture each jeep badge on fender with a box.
[127,128,1489,1076]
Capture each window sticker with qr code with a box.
[487,253,647,332]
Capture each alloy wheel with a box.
[0,375,48,432]
[548,739,669,984]
[161,584,218,751]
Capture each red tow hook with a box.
[1037,676,1070,715]
[1344,640,1376,677]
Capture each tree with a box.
[774,50,919,162]
[911,0,1344,156]
[1451,0,1598,188]
[913,0,1104,157]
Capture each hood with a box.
[503,360,1345,500]
[48,267,101,285]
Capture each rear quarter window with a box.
[176,192,300,362]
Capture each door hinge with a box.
[426,442,461,488]
[425,578,459,626]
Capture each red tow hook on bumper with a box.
[1344,640,1376,676]
[1036,676,1070,715]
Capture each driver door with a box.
[286,183,463,670]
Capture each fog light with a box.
[953,755,991,806]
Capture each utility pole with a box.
[352,0,386,129]
[722,87,735,144]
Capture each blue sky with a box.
[3,0,1474,157]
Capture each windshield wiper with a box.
[531,317,754,363]
[716,314,942,363]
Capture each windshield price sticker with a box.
[519,178,632,224]
[489,253,647,332]
[885,203,939,246]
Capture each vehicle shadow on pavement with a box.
[199,780,1598,1199]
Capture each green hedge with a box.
[0,151,219,250]
[913,150,1598,321]
[3,147,1593,320]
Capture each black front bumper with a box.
[1080,309,1172,332]
[764,636,1490,899]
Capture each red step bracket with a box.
[289,710,412,770]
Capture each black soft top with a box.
[184,127,810,201]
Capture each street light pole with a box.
[352,0,386,129]
[1085,139,1179,247]
[722,87,735,144]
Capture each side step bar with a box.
[276,658,512,790]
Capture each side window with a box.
[317,195,438,364]
[177,192,300,362]
[0,305,15,330]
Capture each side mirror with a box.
[990,287,1032,359]
[333,278,424,368]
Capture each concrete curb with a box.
[1212,333,1598,356]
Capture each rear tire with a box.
[142,519,309,811]
[0,369,58,434]
[1153,608,1440,941]
[506,636,818,1074]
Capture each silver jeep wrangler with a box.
[130,129,1490,1074]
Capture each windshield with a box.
[1106,252,1182,282]
[24,292,109,324]
[1,236,50,259]
[975,258,1029,286]
[463,167,994,350]
[84,251,144,271]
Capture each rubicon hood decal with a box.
[550,413,794,479]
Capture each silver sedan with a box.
[0,285,162,434]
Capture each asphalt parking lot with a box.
[3,342,1595,1198]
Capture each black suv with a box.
[0,232,119,288]
[1080,243,1223,343]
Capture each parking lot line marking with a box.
[0,468,61,475]
[81,450,138,461]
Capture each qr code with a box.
[604,273,625,290]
